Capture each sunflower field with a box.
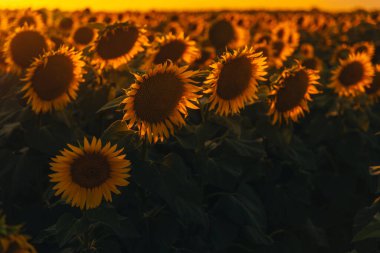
[1,8,380,253]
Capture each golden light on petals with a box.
[21,46,86,114]
[329,53,374,97]
[122,62,201,143]
[204,47,268,116]
[144,32,200,69]
[14,10,44,30]
[365,64,380,102]
[0,234,37,253]
[353,41,375,58]
[71,25,97,49]
[269,40,295,68]
[92,22,148,69]
[49,137,131,210]
[3,25,51,73]
[268,62,320,124]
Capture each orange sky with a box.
[0,0,379,11]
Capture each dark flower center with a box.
[338,61,364,87]
[73,26,95,45]
[96,26,139,60]
[216,56,253,100]
[10,31,48,68]
[31,54,74,101]
[134,72,184,123]
[153,40,187,65]
[365,71,380,95]
[59,17,74,31]
[208,20,235,49]
[275,69,309,112]
[71,153,110,188]
[272,41,285,58]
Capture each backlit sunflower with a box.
[330,44,352,64]
[122,62,201,143]
[21,46,85,113]
[3,25,51,73]
[71,25,97,49]
[269,40,295,68]
[145,33,200,68]
[302,57,323,72]
[49,137,131,210]
[365,64,380,102]
[207,18,248,51]
[353,41,375,58]
[14,10,44,30]
[204,47,268,116]
[164,21,184,36]
[92,22,148,69]
[299,43,315,58]
[184,16,205,38]
[329,53,374,97]
[268,61,320,124]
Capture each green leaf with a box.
[353,214,380,242]
[97,95,126,113]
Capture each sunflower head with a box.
[205,47,268,116]
[92,22,148,69]
[0,234,37,253]
[331,44,352,64]
[49,137,131,210]
[3,25,51,73]
[145,32,200,69]
[329,53,374,97]
[268,61,320,124]
[71,25,97,48]
[208,18,248,51]
[15,10,44,30]
[269,40,295,68]
[122,62,201,143]
[21,46,86,114]
[302,57,323,71]
[353,41,375,58]
[58,17,75,32]
[300,43,314,58]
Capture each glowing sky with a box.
[0,0,379,11]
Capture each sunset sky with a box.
[0,0,379,11]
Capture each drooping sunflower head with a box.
[268,61,320,125]
[353,41,375,58]
[92,22,148,69]
[0,234,37,253]
[329,53,374,97]
[365,64,380,102]
[207,17,248,51]
[122,62,201,143]
[204,47,268,116]
[49,137,131,210]
[21,46,86,114]
[145,32,200,69]
[3,25,51,73]
[71,25,97,48]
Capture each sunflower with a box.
[299,43,315,58]
[49,137,131,210]
[122,62,201,143]
[204,47,268,116]
[145,33,200,68]
[207,18,248,51]
[272,22,291,41]
[365,64,380,102]
[268,62,320,124]
[58,17,75,32]
[92,22,148,69]
[3,25,51,73]
[330,44,352,64]
[21,46,85,113]
[14,10,44,30]
[329,53,374,97]
[269,40,295,68]
[71,25,97,49]
[184,16,205,38]
[353,41,375,58]
[164,21,184,36]
[0,234,37,253]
